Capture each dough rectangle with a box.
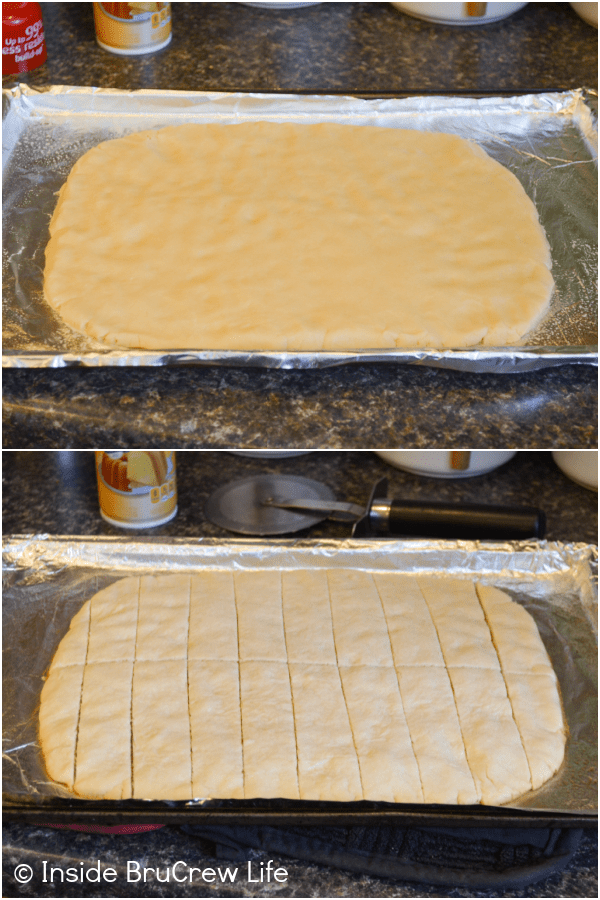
[135,574,190,661]
[240,660,299,799]
[448,666,531,804]
[39,664,85,790]
[74,660,133,800]
[327,570,394,666]
[132,659,192,800]
[234,571,286,661]
[475,584,554,675]
[374,572,445,667]
[87,577,140,663]
[397,666,479,805]
[188,659,243,798]
[340,665,423,803]
[282,569,337,664]
[289,662,362,801]
[188,571,238,661]
[418,577,500,670]
[50,601,90,668]
[499,671,565,790]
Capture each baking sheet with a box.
[3,535,597,820]
[2,85,597,372]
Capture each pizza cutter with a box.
[204,475,546,538]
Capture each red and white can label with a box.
[96,451,177,528]
[2,4,47,75]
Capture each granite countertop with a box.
[2,2,598,449]
[3,449,598,897]
[6,2,599,96]
[2,448,599,542]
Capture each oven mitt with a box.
[180,823,583,890]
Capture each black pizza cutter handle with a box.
[353,479,546,539]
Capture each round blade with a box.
[204,474,336,535]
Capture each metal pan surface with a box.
[3,535,597,825]
[2,86,597,371]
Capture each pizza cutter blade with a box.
[205,475,546,539]
[204,474,339,535]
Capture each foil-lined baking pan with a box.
[3,535,597,826]
[2,85,597,372]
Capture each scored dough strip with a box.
[371,574,425,802]
[235,571,297,798]
[129,577,141,798]
[415,579,480,802]
[38,592,91,791]
[72,592,93,790]
[474,583,565,790]
[184,576,194,796]
[473,583,534,788]
[325,571,366,800]
[189,573,243,797]
[232,573,245,798]
[280,573,302,801]
[418,578,535,803]
[373,573,478,803]
[131,575,194,799]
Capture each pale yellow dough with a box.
[39,572,566,804]
[43,123,554,351]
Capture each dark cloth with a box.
[180,822,583,890]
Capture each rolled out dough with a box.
[39,572,566,805]
[43,122,554,351]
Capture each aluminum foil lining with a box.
[2,85,598,372]
[3,535,597,814]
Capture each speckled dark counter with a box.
[6,2,599,95]
[4,363,598,449]
[2,2,598,449]
[3,450,598,897]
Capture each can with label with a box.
[93,2,172,56]
[96,451,177,528]
[2,3,47,75]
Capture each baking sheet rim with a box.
[2,347,598,370]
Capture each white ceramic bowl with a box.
[552,451,598,491]
[569,2,598,26]
[390,3,528,25]
[375,450,517,478]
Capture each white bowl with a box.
[552,451,598,491]
[569,2,598,26]
[375,450,516,478]
[390,3,528,25]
